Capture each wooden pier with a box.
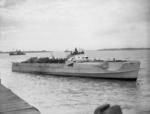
[0,80,40,114]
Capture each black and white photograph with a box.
[0,0,150,114]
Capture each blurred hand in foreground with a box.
[94,104,123,114]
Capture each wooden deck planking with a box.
[1,108,40,114]
[0,80,40,114]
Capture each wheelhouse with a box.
[67,55,90,62]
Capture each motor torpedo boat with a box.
[12,54,140,80]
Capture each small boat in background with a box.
[12,48,140,80]
[9,50,26,55]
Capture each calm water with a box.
[0,50,150,114]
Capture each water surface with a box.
[0,50,150,114]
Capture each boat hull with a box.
[9,53,26,55]
[12,61,140,80]
[9,51,26,55]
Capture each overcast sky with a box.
[0,0,149,51]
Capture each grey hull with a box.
[12,61,140,80]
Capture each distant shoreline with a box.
[0,48,150,54]
[0,51,53,54]
[98,48,150,51]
